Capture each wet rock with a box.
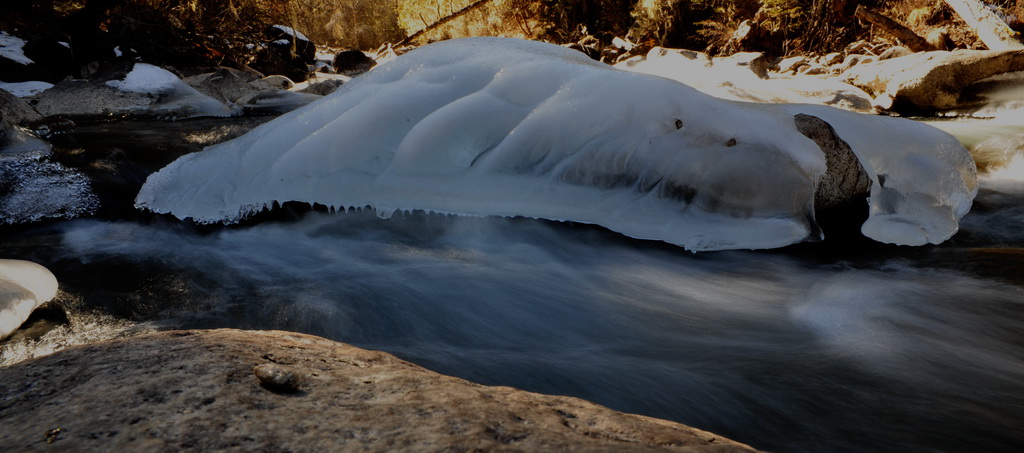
[0,329,759,452]
[332,49,376,75]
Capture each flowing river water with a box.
[2,115,1023,452]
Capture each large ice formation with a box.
[136,37,977,251]
[0,259,59,339]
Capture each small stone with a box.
[253,363,301,393]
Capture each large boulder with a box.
[0,329,759,452]
[32,62,232,120]
[843,49,1024,115]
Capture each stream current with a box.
[2,117,1023,452]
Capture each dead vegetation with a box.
[3,1,1021,66]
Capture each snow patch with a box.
[106,63,183,93]
[0,81,54,97]
[0,31,33,65]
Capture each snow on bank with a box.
[136,37,976,251]
[0,259,58,340]
[617,48,874,112]
[0,31,33,65]
[0,81,54,97]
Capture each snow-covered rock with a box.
[0,259,59,340]
[33,63,232,120]
[617,47,875,112]
[136,37,977,251]
[843,49,1024,114]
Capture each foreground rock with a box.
[0,329,758,452]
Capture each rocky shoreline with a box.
[0,329,759,452]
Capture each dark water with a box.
[2,118,1024,452]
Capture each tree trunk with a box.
[854,5,937,52]
[398,0,497,46]
[943,0,1024,50]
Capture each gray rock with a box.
[0,329,760,452]
[184,67,280,105]
[795,114,872,210]
[0,88,42,126]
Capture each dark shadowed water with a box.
[2,118,1023,452]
